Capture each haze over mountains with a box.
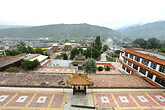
[118,21,165,40]
[0,21,165,40]
[0,23,121,40]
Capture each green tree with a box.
[5,67,20,72]
[70,47,83,60]
[22,60,40,70]
[160,48,165,53]
[83,58,97,73]
[144,41,151,49]
[61,52,68,60]
[148,38,160,49]
[133,38,146,47]
[102,44,109,52]
[35,47,44,54]
[94,36,102,51]
[44,52,50,59]
[17,41,27,53]
[27,46,34,53]
[5,49,20,56]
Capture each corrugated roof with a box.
[30,54,48,62]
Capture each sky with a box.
[0,0,165,29]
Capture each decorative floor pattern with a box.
[0,91,66,110]
[93,91,165,110]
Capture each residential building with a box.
[120,48,165,87]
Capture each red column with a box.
[73,86,75,95]
[84,86,86,95]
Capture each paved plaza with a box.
[0,90,165,110]
[0,91,66,110]
[93,91,165,110]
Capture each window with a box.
[125,52,128,57]
[124,59,127,63]
[147,72,153,79]
[135,56,140,62]
[129,54,133,59]
[159,65,165,74]
[128,61,132,66]
[126,68,131,74]
[139,67,146,75]
[133,64,138,70]
[150,62,157,70]
[142,59,149,66]
[155,76,165,86]
[122,65,125,70]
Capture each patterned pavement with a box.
[93,91,165,110]
[31,67,76,74]
[0,91,66,110]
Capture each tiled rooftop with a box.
[0,56,23,68]
[0,72,155,88]
[88,74,154,88]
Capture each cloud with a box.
[0,0,165,29]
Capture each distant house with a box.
[51,43,61,52]
[0,56,23,71]
[63,43,73,51]
[18,53,50,66]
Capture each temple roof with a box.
[68,74,93,86]
[74,53,85,60]
[52,43,59,47]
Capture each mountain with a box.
[0,25,29,30]
[0,23,121,40]
[117,21,165,40]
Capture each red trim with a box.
[43,60,51,66]
[96,63,114,68]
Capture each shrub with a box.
[105,66,110,71]
[98,66,103,71]
[5,67,20,72]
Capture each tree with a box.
[35,47,44,54]
[85,46,100,59]
[61,53,68,60]
[70,47,83,60]
[5,67,20,72]
[94,36,102,51]
[148,38,160,49]
[27,46,34,53]
[160,48,165,53]
[83,58,97,73]
[22,60,40,70]
[102,44,109,52]
[44,52,50,59]
[133,38,146,47]
[5,49,20,56]
[17,41,27,53]
[144,41,151,49]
